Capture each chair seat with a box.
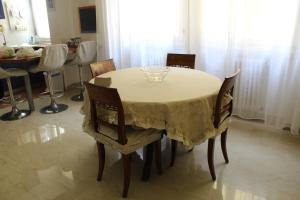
[94,125,162,155]
[0,68,28,79]
[29,66,64,73]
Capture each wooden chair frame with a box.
[85,82,162,197]
[170,69,240,181]
[166,53,196,69]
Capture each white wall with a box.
[0,0,35,46]
[71,0,96,41]
[47,0,96,87]
[47,0,96,43]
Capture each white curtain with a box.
[96,0,300,134]
[96,0,189,68]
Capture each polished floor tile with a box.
[0,91,300,200]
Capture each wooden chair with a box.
[166,53,196,167]
[84,82,162,198]
[170,69,240,181]
[166,53,196,69]
[90,59,116,78]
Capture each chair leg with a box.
[221,129,229,164]
[208,138,216,181]
[122,154,131,198]
[155,140,162,175]
[142,142,154,181]
[96,142,105,181]
[170,140,177,167]
[71,64,84,102]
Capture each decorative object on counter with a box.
[0,0,4,19]
[29,35,37,45]
[15,47,42,58]
[66,37,81,49]
[5,2,27,31]
[16,47,35,58]
[0,47,15,58]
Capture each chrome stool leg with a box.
[40,72,68,114]
[1,78,30,121]
[71,64,84,102]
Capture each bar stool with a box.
[29,44,69,114]
[71,41,97,101]
[0,67,30,121]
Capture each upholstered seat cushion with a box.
[0,68,28,79]
[91,124,162,155]
[29,44,68,73]
[222,94,233,107]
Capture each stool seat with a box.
[0,68,28,79]
[29,44,69,114]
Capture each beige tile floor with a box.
[0,91,300,200]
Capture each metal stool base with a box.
[40,103,68,114]
[71,93,84,102]
[1,109,31,121]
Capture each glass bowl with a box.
[141,66,170,82]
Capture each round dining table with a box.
[82,67,223,146]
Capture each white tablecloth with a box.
[82,67,227,146]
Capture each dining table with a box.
[82,67,225,146]
[0,56,41,111]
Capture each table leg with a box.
[24,75,35,111]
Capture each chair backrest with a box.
[166,53,196,69]
[213,69,240,128]
[77,41,97,65]
[84,82,127,145]
[38,44,68,71]
[90,59,116,78]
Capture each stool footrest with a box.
[40,91,64,99]
[70,82,84,89]
[0,96,25,104]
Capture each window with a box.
[31,0,50,39]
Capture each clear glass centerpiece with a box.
[141,66,170,82]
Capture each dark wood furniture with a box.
[90,59,116,78]
[166,53,196,69]
[0,56,40,65]
[84,82,162,198]
[170,69,240,181]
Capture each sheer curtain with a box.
[96,0,189,68]
[96,0,300,134]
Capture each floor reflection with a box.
[1,93,299,200]
[17,124,65,145]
